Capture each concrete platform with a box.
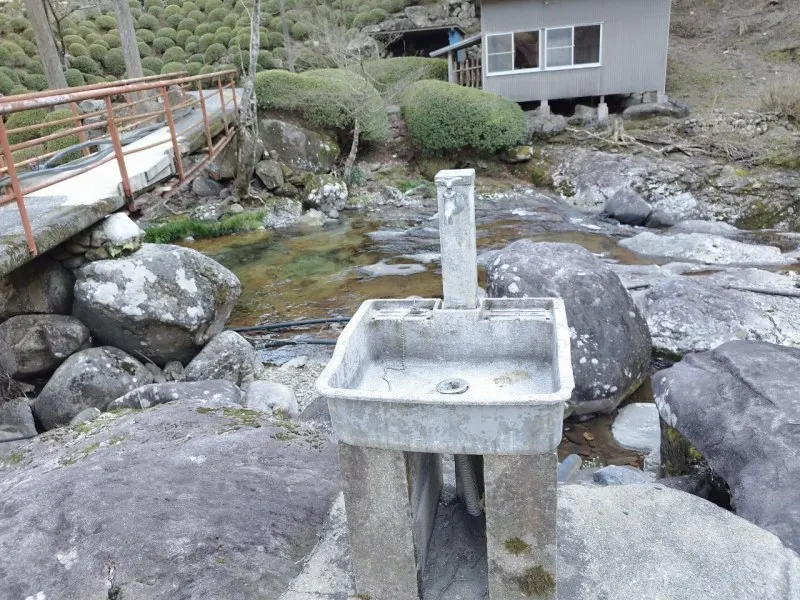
[0,89,241,277]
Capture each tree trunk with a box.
[42,0,67,68]
[279,0,294,72]
[113,0,143,80]
[23,0,67,90]
[343,116,360,183]
[234,0,262,194]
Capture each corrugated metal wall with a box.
[481,0,671,102]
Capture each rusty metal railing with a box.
[0,69,239,256]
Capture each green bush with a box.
[165,4,182,16]
[0,66,19,83]
[18,39,37,56]
[156,27,179,42]
[147,5,164,18]
[12,143,44,168]
[89,44,107,61]
[161,61,185,74]
[9,18,28,33]
[28,59,44,74]
[85,32,104,45]
[137,12,159,30]
[166,13,182,28]
[185,61,203,76]
[195,23,211,37]
[0,47,11,68]
[206,21,222,34]
[352,8,387,28]
[64,68,85,87]
[0,71,14,95]
[163,46,185,62]
[165,0,182,6]
[63,34,85,47]
[291,22,309,39]
[44,109,82,165]
[178,18,198,33]
[400,80,526,154]
[142,57,164,73]
[95,15,117,31]
[264,31,284,50]
[68,42,89,57]
[204,0,223,13]
[176,29,192,47]
[137,29,156,44]
[9,84,27,95]
[70,55,101,75]
[362,57,448,96]
[102,33,121,48]
[294,48,336,71]
[185,40,200,54]
[5,108,48,145]
[255,69,389,142]
[188,53,204,64]
[223,13,238,28]
[199,64,216,76]
[85,74,104,84]
[198,32,216,51]
[203,42,226,64]
[153,36,176,52]
[188,9,205,22]
[144,0,161,9]
[213,30,232,46]
[257,49,274,70]
[103,48,127,77]
[138,41,152,57]
[208,7,228,22]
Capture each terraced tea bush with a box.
[362,56,448,96]
[0,71,14,95]
[147,5,164,18]
[213,30,232,46]
[102,33,121,48]
[69,43,89,57]
[95,15,117,31]
[204,42,226,64]
[178,18,198,33]
[142,57,164,73]
[63,34,85,47]
[153,36,176,52]
[6,108,48,145]
[188,9,205,22]
[166,13,183,28]
[70,55,101,75]
[198,33,216,51]
[176,29,193,47]
[164,4,182,16]
[138,42,152,57]
[64,68,85,87]
[89,44,108,61]
[208,7,228,22]
[156,27,179,42]
[161,61,184,74]
[163,46,185,62]
[0,66,19,83]
[103,48,127,77]
[185,61,203,76]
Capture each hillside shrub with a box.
[206,21,222,34]
[178,18,198,33]
[153,36,176,52]
[291,22,309,39]
[0,71,14,95]
[208,7,228,22]
[185,41,200,54]
[68,43,88,57]
[294,48,336,71]
[198,33,216,51]
[204,0,223,13]
[0,47,11,68]
[223,13,238,27]
[43,109,81,165]
[138,42,152,57]
[144,0,161,9]
[352,8,387,28]
[138,13,159,30]
[147,5,164,18]
[255,68,389,142]
[161,61,185,74]
[22,73,47,91]
[70,55,100,75]
[136,29,155,44]
[102,33,121,48]
[185,61,203,76]
[213,30,232,46]
[362,57,448,96]
[103,48,127,76]
[85,32,103,44]
[89,44,108,61]
[203,42,226,64]
[95,15,117,31]
[188,10,205,22]
[400,80,526,154]
[176,30,193,47]
[28,59,43,73]
[156,27,179,42]
[63,34,84,47]
[142,57,165,73]
[164,4,182,16]
[264,31,284,50]
[166,13,183,29]
[6,108,48,145]
[0,66,19,83]
[9,17,29,32]
[9,84,27,95]
[163,46,185,62]
[195,23,211,37]
[64,68,85,86]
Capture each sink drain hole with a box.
[436,378,469,394]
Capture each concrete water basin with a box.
[317,296,574,456]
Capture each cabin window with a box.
[486,30,540,73]
[545,24,601,69]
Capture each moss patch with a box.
[144,210,267,244]
[504,537,531,555]
[516,565,556,597]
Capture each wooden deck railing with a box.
[454,58,482,89]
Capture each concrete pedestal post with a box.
[597,102,609,123]
[338,443,442,600]
[484,453,558,600]
[657,91,669,104]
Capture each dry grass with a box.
[760,83,800,121]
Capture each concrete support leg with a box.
[338,443,442,600]
[597,102,609,123]
[657,91,669,104]
[539,99,551,116]
[484,453,558,600]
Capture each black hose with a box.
[232,317,351,333]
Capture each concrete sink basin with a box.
[317,297,574,455]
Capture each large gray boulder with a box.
[263,198,303,229]
[0,315,90,378]
[182,331,262,389]
[305,174,348,217]
[646,192,703,227]
[652,341,800,553]
[603,188,651,225]
[523,108,567,140]
[32,347,153,430]
[0,256,73,320]
[642,277,800,355]
[620,232,797,265]
[259,119,340,174]
[0,399,339,600]
[108,380,243,410]
[72,244,241,365]
[255,159,285,190]
[282,484,800,600]
[0,398,37,441]
[622,101,690,120]
[487,241,651,415]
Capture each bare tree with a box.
[234,0,262,194]
[23,0,67,89]
[113,0,144,80]
[43,0,102,67]
[279,0,295,72]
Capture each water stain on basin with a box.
[493,370,530,387]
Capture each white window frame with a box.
[485,30,543,77]
[485,23,602,77]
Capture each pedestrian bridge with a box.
[0,70,241,277]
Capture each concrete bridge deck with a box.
[0,89,240,277]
